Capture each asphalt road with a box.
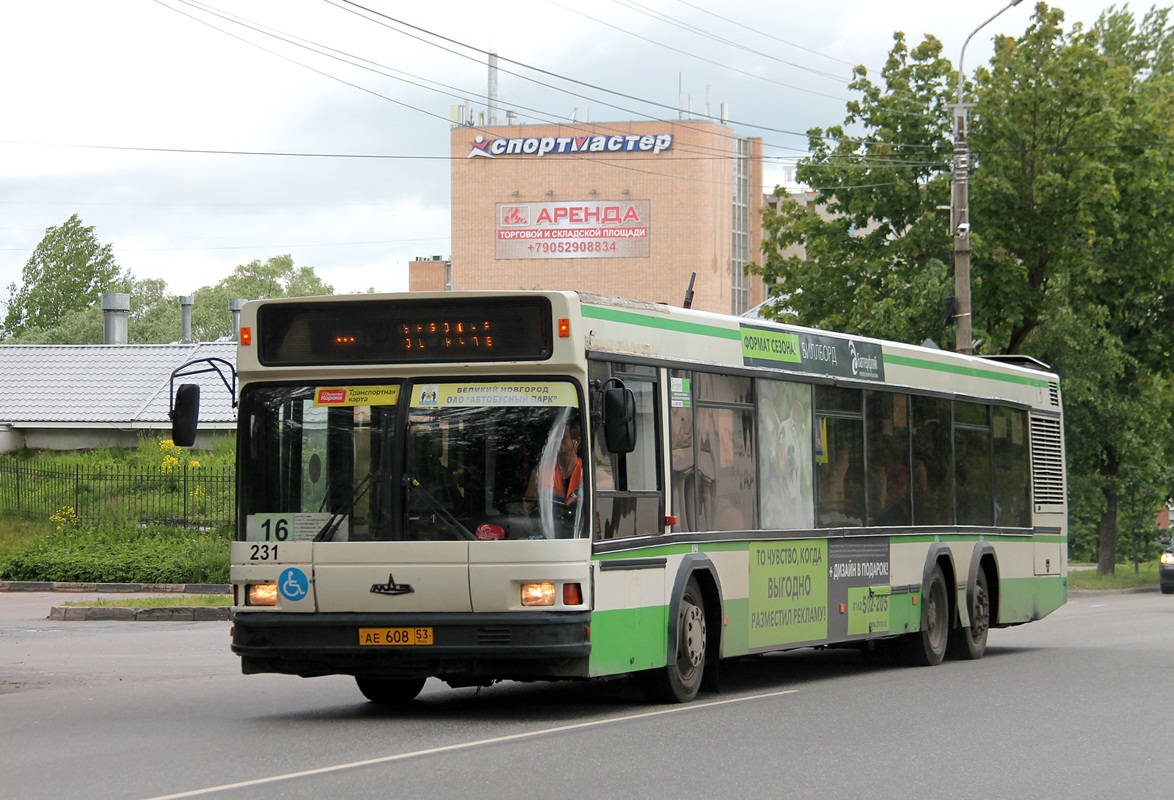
[1,589,1170,800]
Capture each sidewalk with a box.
[0,581,231,621]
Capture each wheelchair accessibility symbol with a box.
[279,567,309,601]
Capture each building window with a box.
[731,137,750,315]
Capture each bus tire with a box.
[355,676,426,705]
[898,565,949,667]
[636,576,707,703]
[947,568,990,660]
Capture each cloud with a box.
[0,0,1114,302]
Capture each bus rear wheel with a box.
[898,565,949,667]
[636,576,707,703]
[355,676,426,705]
[947,568,990,660]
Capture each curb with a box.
[47,605,231,621]
[0,581,230,594]
[0,582,232,622]
[1068,585,1159,595]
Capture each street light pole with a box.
[952,0,1023,355]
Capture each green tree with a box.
[752,31,957,345]
[129,278,182,343]
[970,4,1174,572]
[191,255,332,341]
[2,214,124,338]
[6,277,181,345]
[752,4,1174,574]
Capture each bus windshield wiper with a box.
[405,476,474,540]
[313,471,377,542]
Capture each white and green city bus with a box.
[172,290,1066,704]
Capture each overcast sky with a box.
[0,0,1123,302]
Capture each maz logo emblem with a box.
[370,572,414,596]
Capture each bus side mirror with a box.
[603,386,636,454]
[171,384,201,447]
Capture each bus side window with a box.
[756,379,814,530]
[866,391,912,527]
[669,370,694,532]
[694,372,756,532]
[955,402,993,526]
[992,406,1030,527]
[911,396,953,525]
[815,386,864,528]
[590,361,662,539]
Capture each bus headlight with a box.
[1161,552,1174,565]
[246,582,278,606]
[521,582,556,606]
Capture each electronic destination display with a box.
[257,296,554,365]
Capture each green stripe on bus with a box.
[582,304,741,340]
[892,533,1065,545]
[883,353,1050,389]
[594,541,747,563]
[594,534,1062,560]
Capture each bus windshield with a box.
[238,380,586,542]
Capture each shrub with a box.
[0,523,230,584]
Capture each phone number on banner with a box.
[530,240,619,254]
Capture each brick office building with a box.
[431,119,767,315]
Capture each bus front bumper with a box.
[231,610,592,681]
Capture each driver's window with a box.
[590,360,663,539]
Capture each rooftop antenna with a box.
[683,272,696,309]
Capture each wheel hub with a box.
[680,602,705,668]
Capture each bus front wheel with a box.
[355,676,427,705]
[636,576,707,703]
[898,565,949,667]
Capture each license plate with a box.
[358,627,434,646]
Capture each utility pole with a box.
[952,103,973,355]
[952,0,1023,355]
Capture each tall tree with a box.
[753,31,957,345]
[752,4,1174,573]
[5,277,181,345]
[191,255,333,341]
[970,4,1174,572]
[2,214,124,338]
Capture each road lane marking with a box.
[138,688,799,800]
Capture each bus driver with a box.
[525,418,583,511]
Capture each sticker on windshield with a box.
[411,382,578,408]
[313,385,400,407]
[247,513,350,542]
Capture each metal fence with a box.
[0,462,236,530]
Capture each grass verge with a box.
[59,595,231,608]
[1068,562,1160,591]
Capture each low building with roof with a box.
[0,293,243,453]
[0,341,238,452]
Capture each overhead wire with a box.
[617,0,960,128]
[334,0,944,155]
[553,0,850,94]
[152,0,958,183]
[162,0,868,192]
[167,0,800,181]
[6,0,989,263]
